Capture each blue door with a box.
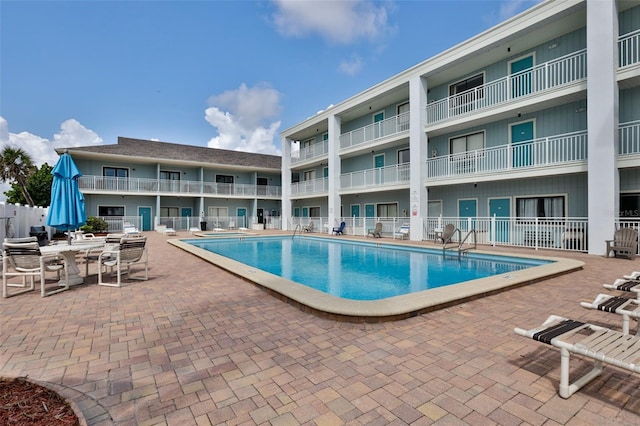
[302,207,309,218]
[373,111,384,138]
[510,55,533,98]
[237,208,247,228]
[351,205,360,218]
[458,199,476,231]
[374,155,385,184]
[512,121,534,167]
[138,207,152,231]
[294,207,300,217]
[489,198,510,243]
[365,204,375,218]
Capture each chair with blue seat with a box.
[332,221,346,235]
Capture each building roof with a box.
[61,137,282,170]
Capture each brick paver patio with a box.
[1,231,639,425]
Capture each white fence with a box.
[0,203,50,242]
[340,111,410,150]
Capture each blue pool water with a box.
[186,236,550,301]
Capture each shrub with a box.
[80,216,109,233]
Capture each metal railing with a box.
[619,29,640,69]
[339,111,410,150]
[290,177,328,196]
[340,163,410,190]
[426,130,588,179]
[78,176,281,197]
[291,140,329,164]
[426,49,587,124]
[619,120,640,155]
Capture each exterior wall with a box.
[341,101,408,134]
[620,87,640,122]
[428,173,588,218]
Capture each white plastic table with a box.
[40,242,104,286]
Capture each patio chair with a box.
[393,224,410,240]
[605,227,638,259]
[303,221,314,233]
[436,223,456,244]
[332,221,345,235]
[2,241,69,298]
[98,236,148,287]
[367,222,383,238]
[603,277,640,299]
[29,226,48,246]
[155,224,177,236]
[514,314,640,398]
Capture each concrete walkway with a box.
[1,231,639,425]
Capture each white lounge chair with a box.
[123,221,140,235]
[603,277,640,299]
[514,314,640,398]
[581,293,640,335]
[155,225,177,236]
[302,221,314,233]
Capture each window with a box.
[216,175,234,183]
[291,172,300,184]
[449,73,484,96]
[160,171,180,180]
[160,207,179,217]
[98,206,124,216]
[398,149,410,164]
[257,177,268,186]
[302,137,314,148]
[620,194,640,217]
[103,167,128,178]
[450,132,484,155]
[397,102,410,131]
[303,170,316,181]
[377,203,398,218]
[309,206,321,217]
[516,196,565,219]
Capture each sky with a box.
[0,0,541,179]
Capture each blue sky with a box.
[0,0,540,170]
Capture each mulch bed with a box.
[0,377,80,425]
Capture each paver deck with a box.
[1,230,639,425]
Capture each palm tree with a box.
[0,147,36,206]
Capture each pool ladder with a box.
[442,228,477,258]
[292,224,301,239]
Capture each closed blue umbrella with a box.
[46,151,87,244]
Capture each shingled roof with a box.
[62,137,282,170]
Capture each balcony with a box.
[619,120,640,156]
[339,111,410,150]
[290,177,328,197]
[425,50,587,125]
[619,29,640,69]
[426,130,588,181]
[340,163,410,191]
[78,176,282,198]
[291,140,328,165]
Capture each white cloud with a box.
[270,0,393,45]
[0,116,104,201]
[205,83,282,155]
[338,54,364,76]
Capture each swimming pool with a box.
[186,236,547,300]
[170,235,583,320]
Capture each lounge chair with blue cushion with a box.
[393,224,410,240]
[332,221,345,235]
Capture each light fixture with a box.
[575,107,586,113]
[548,42,558,50]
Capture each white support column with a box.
[328,114,341,234]
[587,0,619,255]
[409,75,428,241]
[155,163,161,227]
[281,136,292,230]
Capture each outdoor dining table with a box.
[40,242,105,287]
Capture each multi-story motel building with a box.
[280,0,640,255]
[61,137,282,232]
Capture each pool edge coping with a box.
[168,235,584,322]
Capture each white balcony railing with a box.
[78,176,282,197]
[340,163,410,190]
[291,140,329,164]
[290,177,328,196]
[619,120,640,155]
[339,111,410,150]
[426,49,587,124]
[619,29,640,69]
[426,130,588,179]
